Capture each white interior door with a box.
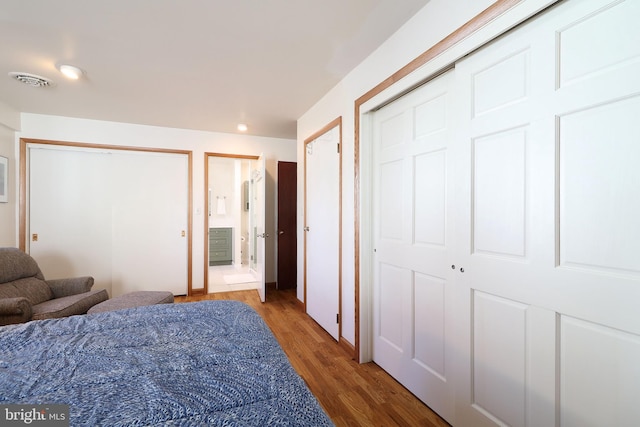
[251,154,267,302]
[110,150,189,296]
[454,0,640,425]
[305,125,340,340]
[371,70,456,422]
[29,146,113,294]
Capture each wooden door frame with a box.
[203,152,260,295]
[303,117,344,344]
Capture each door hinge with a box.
[337,143,340,153]
[336,313,340,323]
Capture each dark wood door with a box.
[277,161,297,289]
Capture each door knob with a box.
[304,226,310,232]
[278,230,285,235]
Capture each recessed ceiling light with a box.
[237,123,248,132]
[58,64,83,80]
[8,72,53,87]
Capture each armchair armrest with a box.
[0,297,33,326]
[46,276,95,298]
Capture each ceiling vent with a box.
[8,72,54,87]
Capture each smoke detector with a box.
[8,72,54,87]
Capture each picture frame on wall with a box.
[0,156,7,203]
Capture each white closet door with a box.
[110,150,189,296]
[306,126,340,340]
[454,0,640,425]
[371,70,456,422]
[28,145,189,297]
[29,147,113,294]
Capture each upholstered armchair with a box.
[0,247,108,326]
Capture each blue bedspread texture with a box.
[0,300,334,426]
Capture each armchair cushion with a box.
[0,278,53,305]
[31,289,109,321]
[47,277,94,298]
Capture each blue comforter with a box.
[0,300,334,426]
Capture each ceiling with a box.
[0,0,429,139]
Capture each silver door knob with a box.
[304,226,310,232]
[278,230,285,235]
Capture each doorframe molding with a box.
[303,116,343,342]
[20,137,194,294]
[203,152,260,295]
[354,0,561,362]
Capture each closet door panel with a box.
[414,151,446,246]
[455,2,554,425]
[455,1,640,426]
[557,0,640,89]
[560,316,640,427]
[372,70,456,423]
[29,147,113,294]
[472,292,527,427]
[110,151,189,296]
[473,128,527,257]
[559,96,640,274]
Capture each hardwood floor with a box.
[175,289,449,427]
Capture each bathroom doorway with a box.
[204,153,263,294]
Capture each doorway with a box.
[204,153,260,294]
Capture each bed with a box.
[0,300,334,426]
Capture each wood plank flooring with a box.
[175,289,449,427]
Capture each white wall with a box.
[209,157,237,228]
[0,101,20,247]
[296,0,498,347]
[18,113,296,290]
